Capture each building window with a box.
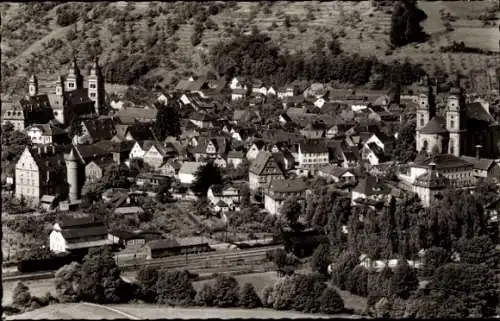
[90,92,96,98]
[420,115,425,127]
[69,83,75,88]
[90,84,96,89]
[449,139,454,155]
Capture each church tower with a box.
[65,57,83,91]
[87,57,105,115]
[28,75,38,97]
[416,75,436,151]
[65,148,79,202]
[446,84,465,157]
[55,76,64,97]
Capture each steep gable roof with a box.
[460,156,496,171]
[299,140,329,154]
[353,176,391,195]
[466,102,495,123]
[419,116,448,134]
[414,154,473,169]
[249,151,283,175]
[269,179,307,193]
[82,118,116,141]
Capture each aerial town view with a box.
[1,0,499,319]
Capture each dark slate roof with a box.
[25,123,67,136]
[74,143,113,163]
[465,102,495,123]
[19,94,51,110]
[29,146,67,173]
[192,136,227,155]
[460,156,496,171]
[299,140,329,154]
[115,107,157,124]
[63,88,92,107]
[269,179,307,193]
[419,116,448,134]
[319,164,355,178]
[227,150,244,158]
[413,154,473,169]
[62,226,108,240]
[147,238,180,250]
[366,142,385,158]
[59,214,103,228]
[83,118,116,141]
[353,176,391,195]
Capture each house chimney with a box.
[429,161,437,172]
[475,145,482,159]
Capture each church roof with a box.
[460,156,496,171]
[419,116,448,134]
[465,102,495,123]
[413,154,473,169]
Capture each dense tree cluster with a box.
[209,32,425,88]
[1,122,30,163]
[192,162,223,197]
[390,1,428,47]
[104,54,160,85]
[55,4,80,27]
[262,273,344,314]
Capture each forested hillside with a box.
[1,1,498,102]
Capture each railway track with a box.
[3,245,281,283]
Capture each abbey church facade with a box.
[2,57,105,130]
[415,77,500,159]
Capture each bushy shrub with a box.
[261,284,274,307]
[12,282,31,308]
[195,283,214,306]
[56,6,79,27]
[346,265,369,297]
[238,283,261,308]
[319,287,345,314]
[156,270,196,306]
[211,275,240,307]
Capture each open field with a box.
[6,303,364,320]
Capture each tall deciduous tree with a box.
[211,274,240,308]
[280,197,303,226]
[390,1,428,47]
[136,266,160,303]
[428,263,499,317]
[319,287,345,314]
[389,259,419,300]
[154,101,181,141]
[311,243,331,276]
[238,283,261,309]
[456,236,500,270]
[156,270,196,306]
[77,247,129,303]
[192,162,223,197]
[54,262,82,303]
[12,281,32,308]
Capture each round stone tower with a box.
[64,148,79,202]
